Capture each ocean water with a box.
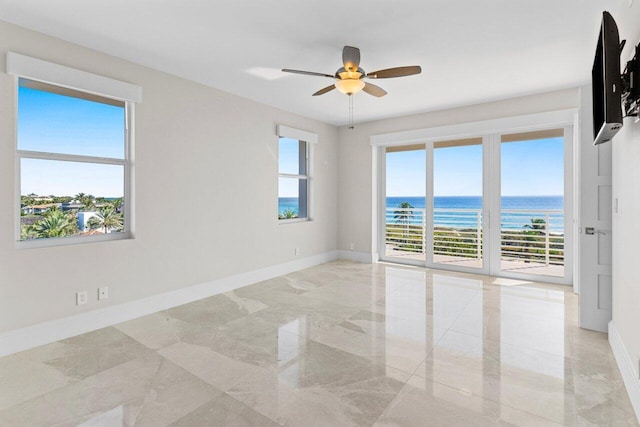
[278,197,299,215]
[387,196,564,231]
[386,196,563,210]
[279,195,564,230]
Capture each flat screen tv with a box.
[592,11,623,145]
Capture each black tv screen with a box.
[592,11,623,145]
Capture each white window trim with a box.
[277,125,316,223]
[276,125,318,145]
[6,52,142,103]
[370,109,577,147]
[8,54,141,249]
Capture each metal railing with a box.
[385,207,564,267]
[385,208,425,255]
[500,209,564,266]
[434,209,483,259]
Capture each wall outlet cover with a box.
[76,291,88,306]
[98,287,109,301]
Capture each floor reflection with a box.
[0,261,636,426]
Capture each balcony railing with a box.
[434,209,483,259]
[385,208,426,255]
[385,207,564,269]
[500,209,564,266]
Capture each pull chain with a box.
[348,94,355,130]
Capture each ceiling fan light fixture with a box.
[335,79,365,95]
[337,70,363,80]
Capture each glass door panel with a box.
[384,145,426,262]
[500,129,565,278]
[432,138,484,269]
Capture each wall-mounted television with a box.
[592,11,623,145]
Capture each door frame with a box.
[372,109,577,285]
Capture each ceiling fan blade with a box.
[312,85,336,96]
[366,65,422,79]
[342,46,361,71]
[282,69,335,78]
[362,82,387,97]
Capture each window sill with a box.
[278,218,312,225]
[16,232,133,250]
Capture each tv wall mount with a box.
[621,41,640,121]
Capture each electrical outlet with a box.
[98,287,109,301]
[294,248,300,256]
[76,291,88,306]
[349,242,355,250]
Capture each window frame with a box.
[276,125,317,224]
[7,53,141,248]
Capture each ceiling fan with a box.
[282,46,421,97]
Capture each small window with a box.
[278,137,309,220]
[17,78,130,243]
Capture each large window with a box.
[276,125,317,222]
[8,52,141,246]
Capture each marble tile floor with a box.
[0,261,637,426]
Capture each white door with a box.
[578,86,613,332]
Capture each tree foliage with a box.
[28,210,77,239]
[75,193,96,211]
[393,202,415,225]
[92,206,124,233]
[278,209,298,220]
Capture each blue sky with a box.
[278,137,302,197]
[386,137,564,197]
[18,84,125,197]
[20,83,563,200]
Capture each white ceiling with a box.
[0,1,628,125]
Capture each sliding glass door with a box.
[379,125,572,285]
[432,137,485,271]
[384,145,426,263]
[497,129,567,278]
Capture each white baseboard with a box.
[609,321,640,422]
[337,250,374,264]
[0,250,340,358]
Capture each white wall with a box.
[337,88,580,255]
[0,21,338,334]
[612,115,640,409]
[611,0,640,417]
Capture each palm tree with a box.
[524,218,546,235]
[92,205,124,233]
[393,202,415,244]
[278,209,298,219]
[521,217,547,261]
[87,216,103,230]
[75,193,96,211]
[110,198,124,211]
[21,224,38,240]
[30,210,77,238]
